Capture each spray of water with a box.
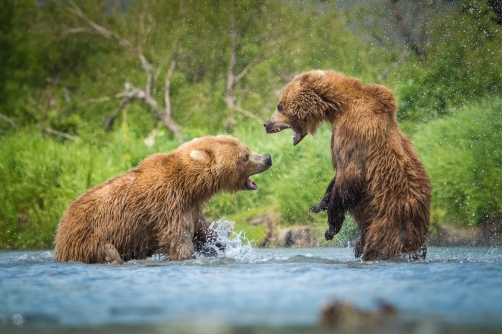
[203,220,259,262]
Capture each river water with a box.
[1,225,502,334]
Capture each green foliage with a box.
[386,0,502,122]
[1,0,502,249]
[413,98,502,227]
[0,118,180,249]
[204,123,334,226]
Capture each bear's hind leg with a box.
[361,221,403,261]
[169,243,196,261]
[354,229,366,259]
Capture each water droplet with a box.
[13,314,24,325]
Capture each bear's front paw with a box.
[200,245,218,257]
[309,204,327,215]
[325,229,335,240]
[215,241,226,251]
[199,241,226,257]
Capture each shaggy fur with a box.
[264,70,431,261]
[54,135,272,264]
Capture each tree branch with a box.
[224,13,278,123]
[66,1,131,48]
[378,48,409,80]
[0,113,17,129]
[225,15,238,109]
[388,0,426,58]
[488,0,502,25]
[64,27,93,34]
[165,40,179,122]
[233,46,273,86]
[138,3,155,52]
[44,127,76,140]
[231,104,262,121]
[66,0,152,71]
[65,0,181,136]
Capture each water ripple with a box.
[0,228,501,330]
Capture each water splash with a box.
[205,220,259,263]
[14,251,54,263]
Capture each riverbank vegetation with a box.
[1,0,501,249]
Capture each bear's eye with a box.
[277,104,283,113]
[242,155,249,162]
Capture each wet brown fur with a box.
[265,71,432,261]
[54,135,271,264]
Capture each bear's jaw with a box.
[292,131,306,146]
[265,124,290,134]
[245,178,258,190]
[264,122,305,146]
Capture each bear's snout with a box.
[264,118,291,134]
[264,120,276,134]
[256,153,272,168]
[264,154,272,166]
[249,153,273,174]
[263,120,274,133]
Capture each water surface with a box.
[1,231,501,333]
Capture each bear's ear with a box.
[190,150,209,164]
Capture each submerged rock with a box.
[320,301,398,332]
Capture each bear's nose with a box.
[264,154,272,166]
[263,120,269,128]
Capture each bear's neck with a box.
[313,71,364,124]
[175,168,224,204]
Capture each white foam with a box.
[207,220,259,263]
[15,251,55,263]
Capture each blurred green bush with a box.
[1,0,501,249]
[413,98,502,228]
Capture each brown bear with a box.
[54,135,272,264]
[264,70,431,261]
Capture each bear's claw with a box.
[309,204,327,215]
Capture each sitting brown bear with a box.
[54,135,272,264]
[264,70,431,261]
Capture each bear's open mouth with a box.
[245,178,258,190]
[266,124,290,134]
[265,122,304,146]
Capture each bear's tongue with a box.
[245,178,258,190]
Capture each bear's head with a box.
[264,71,333,146]
[180,135,272,194]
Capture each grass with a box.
[2,99,501,249]
[0,117,338,249]
[412,98,502,228]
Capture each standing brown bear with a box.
[264,70,431,261]
[54,135,272,264]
